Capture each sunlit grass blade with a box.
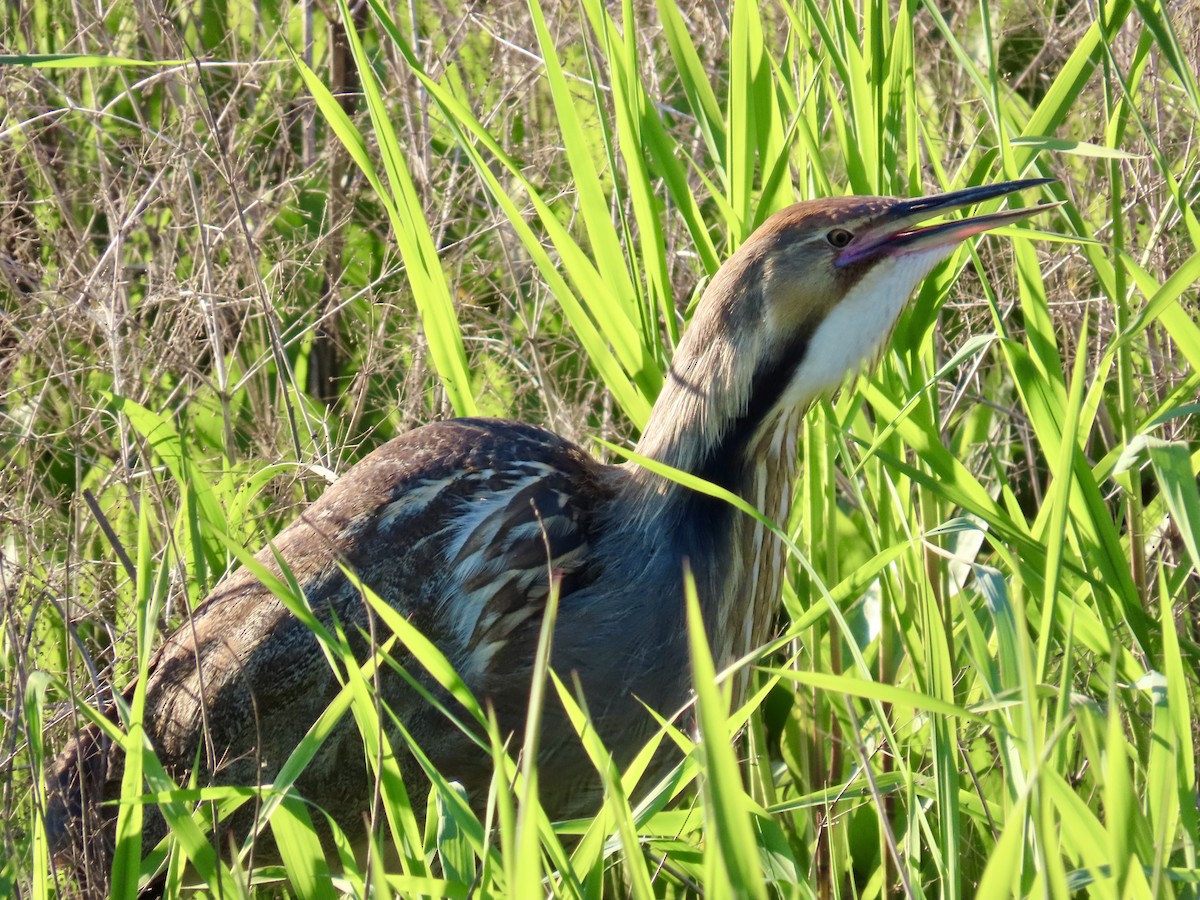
[684,567,768,900]
[24,672,52,900]
[268,795,335,900]
[1156,572,1199,873]
[548,671,656,900]
[110,477,162,896]
[434,783,475,888]
[0,53,186,67]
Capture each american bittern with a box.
[50,178,1055,877]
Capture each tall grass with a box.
[2,0,1197,896]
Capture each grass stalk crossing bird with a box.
[50,178,1055,877]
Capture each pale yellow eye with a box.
[826,228,854,248]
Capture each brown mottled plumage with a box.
[49,180,1053,887]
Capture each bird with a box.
[49,178,1054,879]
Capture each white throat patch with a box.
[781,248,952,408]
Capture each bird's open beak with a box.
[835,177,1059,268]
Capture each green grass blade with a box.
[685,567,768,900]
[269,795,336,900]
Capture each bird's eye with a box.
[826,228,854,248]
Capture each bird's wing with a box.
[141,418,610,771]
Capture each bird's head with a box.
[639,178,1056,480]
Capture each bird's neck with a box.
[621,322,808,669]
[628,303,810,497]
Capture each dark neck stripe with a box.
[665,328,812,608]
[694,327,813,492]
